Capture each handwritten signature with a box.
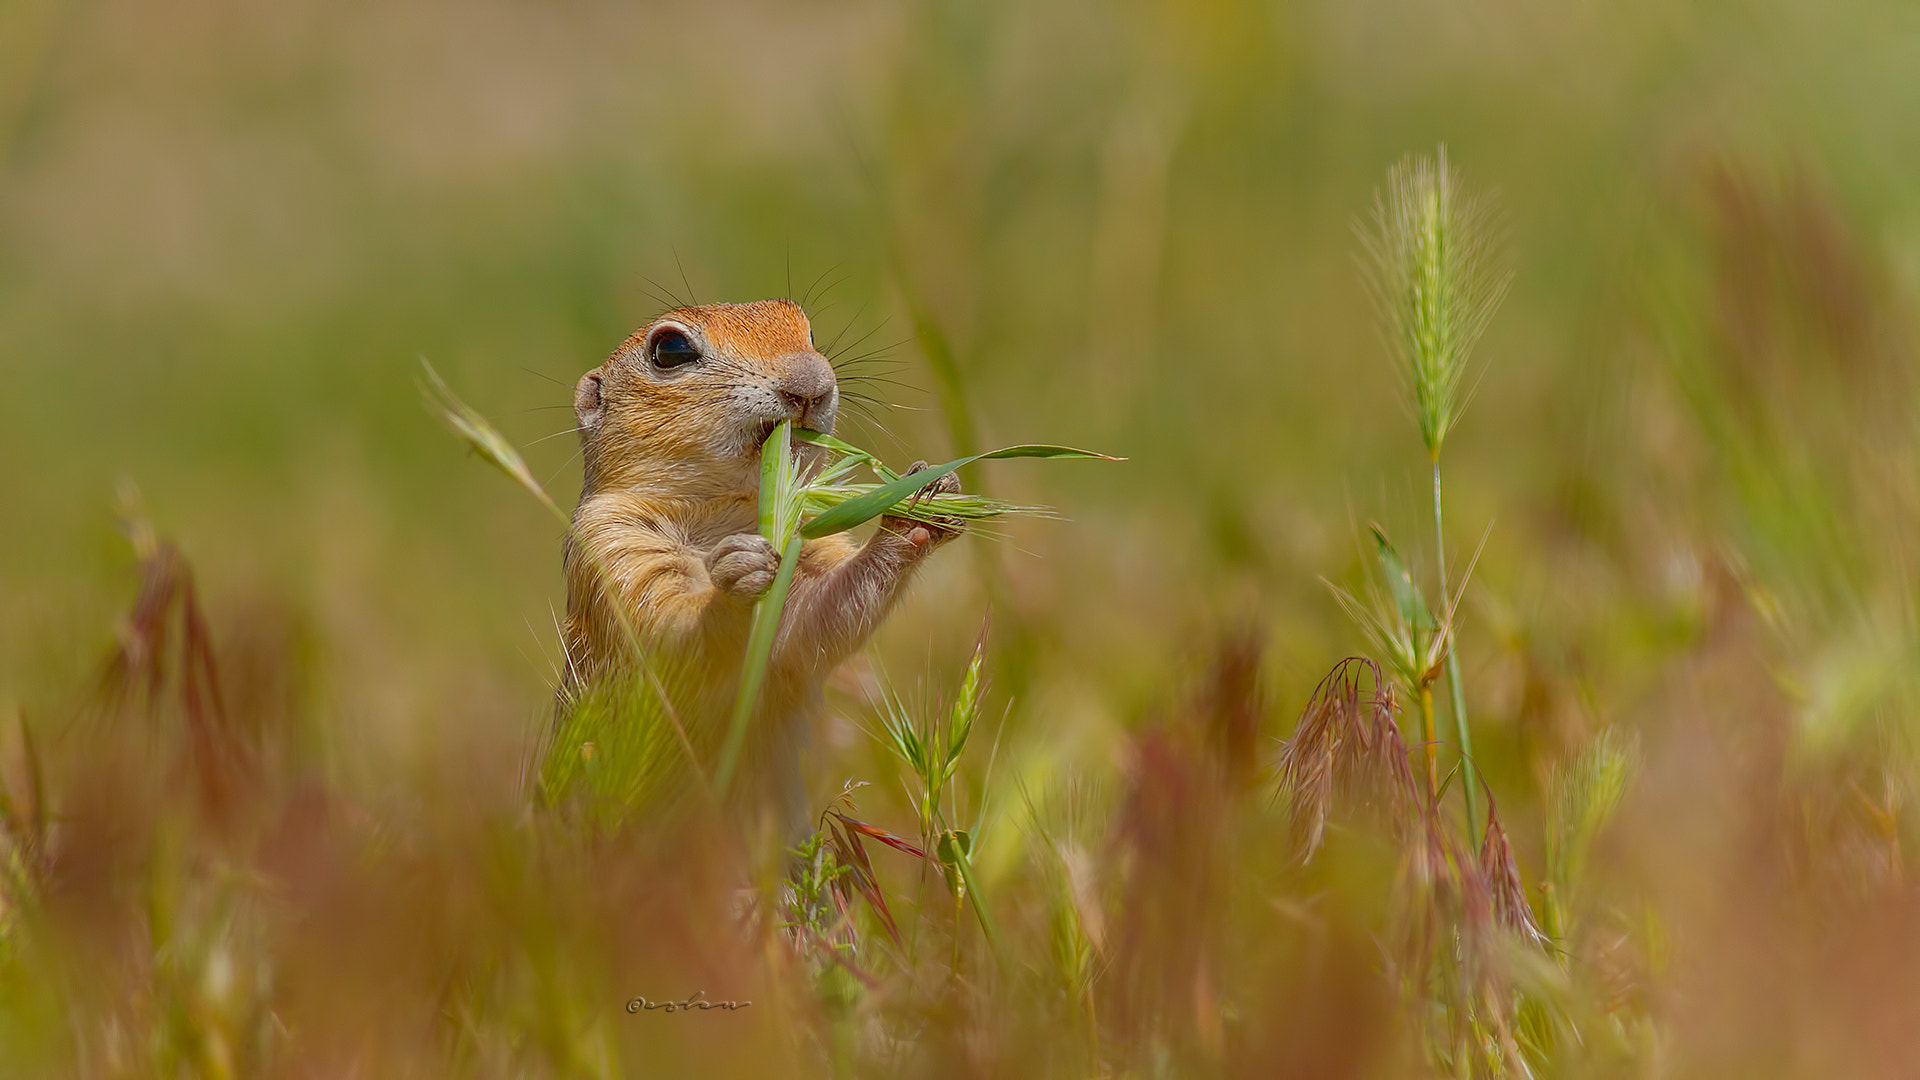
[626,990,752,1014]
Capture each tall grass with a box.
[1355,146,1510,834]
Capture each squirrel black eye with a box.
[650,328,701,369]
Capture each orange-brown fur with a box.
[561,299,956,816]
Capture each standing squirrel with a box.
[561,298,959,815]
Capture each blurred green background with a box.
[4,0,1917,790]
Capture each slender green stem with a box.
[715,535,803,796]
[1433,459,1481,835]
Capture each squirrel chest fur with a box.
[560,299,957,807]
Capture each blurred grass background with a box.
[5,0,1920,1075]
[4,0,1913,726]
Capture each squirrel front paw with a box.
[880,461,965,551]
[708,533,779,601]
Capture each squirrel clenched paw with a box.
[707,532,778,602]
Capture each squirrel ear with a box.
[574,370,605,435]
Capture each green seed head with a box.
[1358,146,1510,459]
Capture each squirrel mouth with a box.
[748,409,828,452]
[750,418,782,449]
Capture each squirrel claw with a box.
[905,460,962,508]
[886,460,965,545]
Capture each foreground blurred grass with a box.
[6,0,1920,1075]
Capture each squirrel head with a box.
[573,299,837,497]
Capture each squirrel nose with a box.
[776,354,836,423]
[779,387,829,412]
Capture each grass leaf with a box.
[715,536,802,796]
[792,428,874,462]
[1370,524,1432,631]
[943,839,1003,957]
[418,359,564,523]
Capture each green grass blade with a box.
[799,445,1121,539]
[796,428,903,482]
[792,428,877,486]
[1369,523,1432,630]
[419,359,564,524]
[960,444,1122,462]
[946,842,1003,959]
[759,420,791,541]
[793,428,873,463]
[760,419,807,546]
[715,533,804,796]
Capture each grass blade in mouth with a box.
[718,421,804,796]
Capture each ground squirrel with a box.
[561,298,959,814]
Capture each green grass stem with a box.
[1434,459,1480,834]
[715,533,803,797]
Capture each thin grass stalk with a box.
[1435,460,1481,834]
